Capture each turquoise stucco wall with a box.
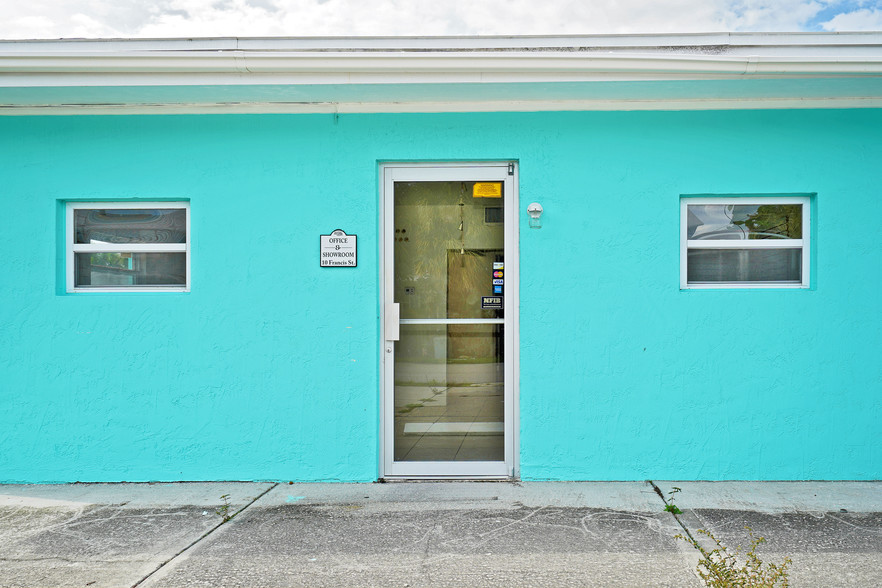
[1,109,880,482]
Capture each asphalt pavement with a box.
[1,481,880,587]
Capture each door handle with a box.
[385,303,400,342]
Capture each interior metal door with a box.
[381,163,518,478]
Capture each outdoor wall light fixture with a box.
[527,202,543,228]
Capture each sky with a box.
[1,0,881,40]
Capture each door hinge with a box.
[508,163,515,176]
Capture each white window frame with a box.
[66,201,190,293]
[680,196,810,290]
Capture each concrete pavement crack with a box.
[648,480,698,543]
[418,522,440,584]
[477,504,547,539]
[0,556,122,564]
[130,483,279,588]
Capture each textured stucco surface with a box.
[1,109,880,482]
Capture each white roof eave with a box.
[2,33,882,113]
[4,51,882,80]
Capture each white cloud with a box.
[0,0,867,40]
[822,8,882,31]
[68,13,120,37]
[4,16,58,39]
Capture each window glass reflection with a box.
[74,252,186,287]
[75,209,187,244]
[687,249,801,283]
[394,324,504,462]
[687,204,802,240]
[394,182,504,320]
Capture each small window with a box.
[66,202,189,292]
[680,196,810,289]
[484,206,504,225]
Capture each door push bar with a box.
[385,303,400,342]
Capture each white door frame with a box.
[380,162,519,479]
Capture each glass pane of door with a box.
[393,180,505,463]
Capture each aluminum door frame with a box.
[380,162,519,479]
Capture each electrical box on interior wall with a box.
[320,229,357,267]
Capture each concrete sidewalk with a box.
[1,481,880,587]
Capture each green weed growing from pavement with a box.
[677,527,791,588]
[665,486,683,514]
[215,494,233,523]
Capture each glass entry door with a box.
[382,163,517,478]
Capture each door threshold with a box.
[379,476,516,482]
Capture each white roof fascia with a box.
[2,31,882,50]
[2,33,882,113]
[3,32,882,84]
[4,50,882,75]
[3,53,882,90]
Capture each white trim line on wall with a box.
[4,96,882,115]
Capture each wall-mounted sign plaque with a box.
[320,229,357,267]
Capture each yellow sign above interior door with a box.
[473,182,503,198]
